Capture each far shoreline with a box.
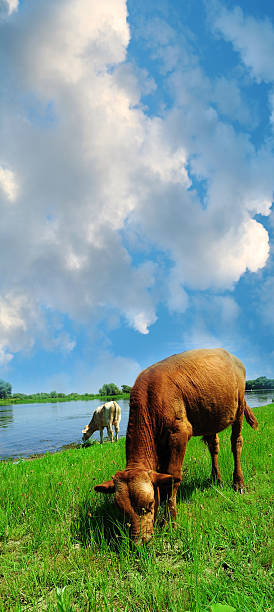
[0,393,130,406]
[1,388,273,407]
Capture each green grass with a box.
[0,404,273,611]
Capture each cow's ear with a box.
[82,426,88,433]
[148,471,181,487]
[94,479,116,494]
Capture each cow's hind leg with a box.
[99,428,104,444]
[231,412,244,493]
[114,421,119,442]
[203,434,222,486]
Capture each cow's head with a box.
[82,421,94,441]
[94,468,180,543]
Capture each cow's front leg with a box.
[99,428,104,444]
[165,480,181,525]
[162,426,189,524]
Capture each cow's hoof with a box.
[233,483,244,493]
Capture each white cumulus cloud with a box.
[209,1,274,83]
[0,0,273,361]
[208,0,274,135]
[0,0,18,18]
[0,166,18,202]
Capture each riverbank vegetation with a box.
[1,374,273,407]
[0,390,130,406]
[0,379,12,400]
[245,376,274,390]
[1,373,274,408]
[0,404,272,611]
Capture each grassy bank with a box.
[0,394,129,406]
[0,404,273,611]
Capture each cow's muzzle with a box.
[131,533,153,546]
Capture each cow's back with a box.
[99,401,120,425]
[130,349,246,437]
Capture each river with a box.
[0,391,273,460]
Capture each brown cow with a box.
[94,348,258,542]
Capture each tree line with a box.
[0,379,132,402]
[0,380,12,399]
[245,376,274,391]
[1,375,273,403]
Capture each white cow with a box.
[82,401,121,444]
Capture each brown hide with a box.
[94,348,258,542]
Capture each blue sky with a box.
[0,0,273,393]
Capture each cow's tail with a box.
[244,400,258,430]
[113,401,120,421]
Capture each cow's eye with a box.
[136,507,147,516]
[137,502,153,516]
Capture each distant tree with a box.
[0,379,12,399]
[121,385,131,394]
[98,383,121,396]
[50,390,57,397]
[246,377,274,390]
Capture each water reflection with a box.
[245,390,274,407]
[0,407,14,428]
